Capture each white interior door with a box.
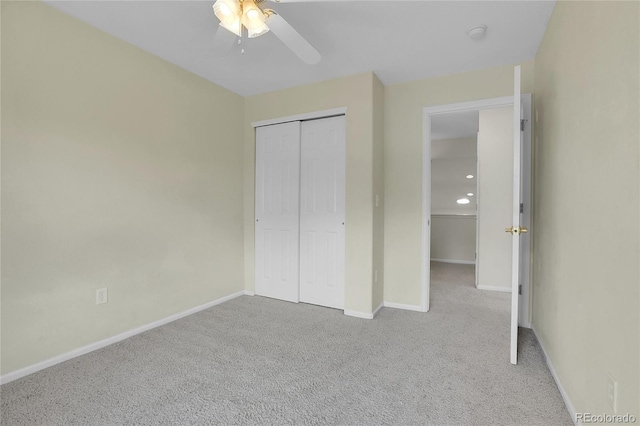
[477,106,515,292]
[299,116,346,309]
[510,66,524,364]
[255,121,301,303]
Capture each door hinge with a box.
[518,285,522,295]
[520,203,524,214]
[520,119,525,131]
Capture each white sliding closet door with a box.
[299,116,346,309]
[255,121,301,303]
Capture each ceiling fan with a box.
[211,0,321,65]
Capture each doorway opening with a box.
[422,93,533,329]
[430,111,479,294]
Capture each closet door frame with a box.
[252,107,348,307]
[251,107,347,129]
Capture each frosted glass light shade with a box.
[248,23,270,38]
[220,20,241,37]
[242,0,266,30]
[213,0,240,26]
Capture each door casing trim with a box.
[422,94,533,327]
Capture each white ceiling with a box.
[45,0,555,96]
[431,111,479,141]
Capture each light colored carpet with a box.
[1,262,572,425]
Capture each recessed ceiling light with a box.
[467,193,474,196]
[457,198,470,205]
[466,175,474,179]
[467,25,487,41]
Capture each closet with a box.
[255,115,346,310]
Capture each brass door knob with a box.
[505,226,528,235]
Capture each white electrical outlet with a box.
[374,270,378,283]
[607,373,618,413]
[96,288,108,305]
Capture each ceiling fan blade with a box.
[265,13,321,65]
[212,25,237,57]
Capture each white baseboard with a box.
[372,302,384,318]
[336,302,386,320]
[383,301,426,312]
[244,290,255,296]
[0,290,247,385]
[476,285,511,293]
[531,325,577,425]
[344,309,375,319]
[431,258,475,265]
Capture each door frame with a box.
[421,94,532,326]
[251,107,348,128]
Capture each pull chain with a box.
[240,2,246,55]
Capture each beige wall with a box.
[384,62,534,306]
[6,4,638,416]
[430,216,476,263]
[533,1,639,416]
[372,74,385,310]
[1,2,245,375]
[244,72,378,314]
[477,107,513,291]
